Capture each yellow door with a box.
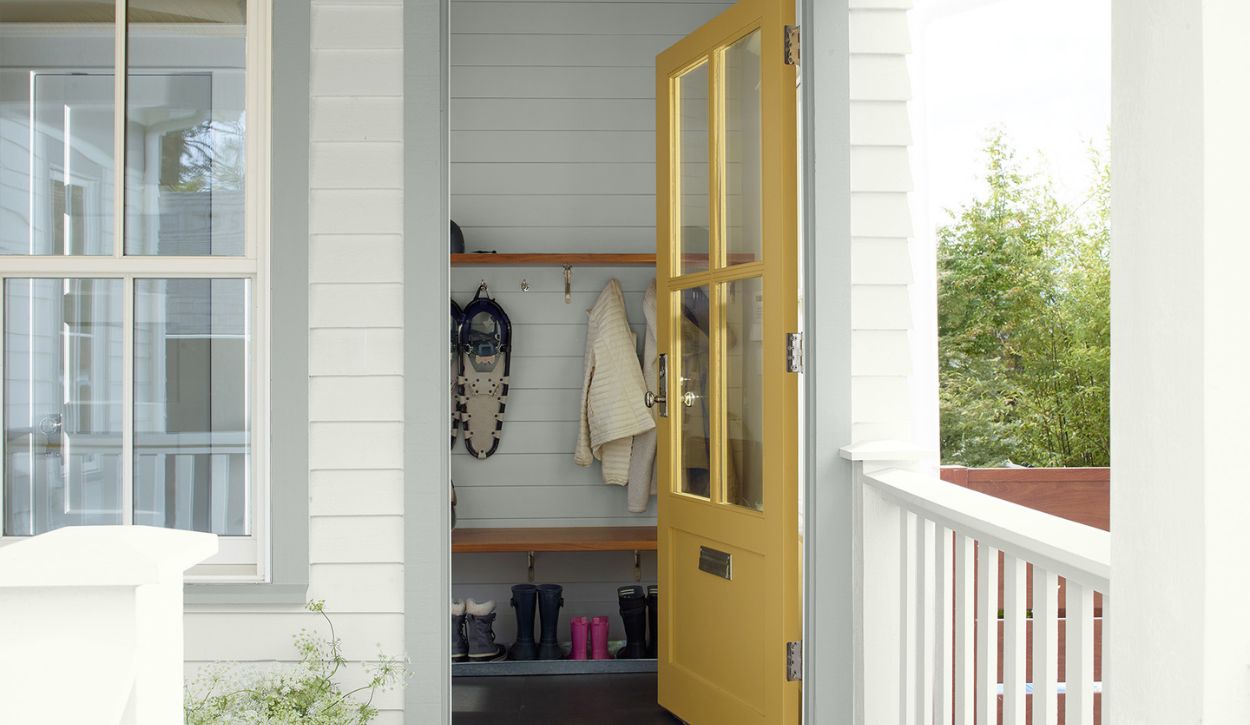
[654,0,799,723]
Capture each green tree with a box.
[939,132,1110,467]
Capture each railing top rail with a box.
[864,466,1111,592]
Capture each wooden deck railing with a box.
[844,446,1110,725]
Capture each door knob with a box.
[644,391,665,409]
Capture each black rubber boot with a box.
[509,584,539,660]
[646,584,658,659]
[536,583,565,660]
[616,584,648,659]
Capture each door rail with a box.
[844,446,1109,725]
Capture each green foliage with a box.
[185,601,407,725]
[939,132,1110,467]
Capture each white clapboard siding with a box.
[310,98,404,142]
[452,2,727,35]
[454,66,655,99]
[453,163,654,196]
[310,235,405,283]
[308,328,404,376]
[458,226,655,251]
[453,130,654,163]
[310,376,404,422]
[310,470,406,517]
[452,34,677,68]
[849,0,915,446]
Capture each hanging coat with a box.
[575,279,656,489]
[624,279,659,512]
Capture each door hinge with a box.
[784,25,800,66]
[786,332,804,373]
[786,641,802,681]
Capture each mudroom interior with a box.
[447,0,734,709]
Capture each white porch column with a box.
[0,526,217,725]
[1111,1,1250,721]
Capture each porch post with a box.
[1110,1,1250,721]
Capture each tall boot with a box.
[536,583,565,660]
[464,599,507,662]
[646,584,659,659]
[508,584,538,661]
[616,584,648,659]
[451,599,468,663]
[590,616,611,660]
[568,616,589,660]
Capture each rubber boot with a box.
[508,584,538,661]
[464,599,507,662]
[451,599,468,663]
[616,584,648,659]
[646,584,659,659]
[568,616,589,660]
[590,616,611,660]
[536,583,565,660]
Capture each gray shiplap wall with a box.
[449,0,729,641]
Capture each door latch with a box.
[786,641,802,681]
[645,353,670,417]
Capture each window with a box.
[0,0,269,579]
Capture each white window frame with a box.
[0,0,272,582]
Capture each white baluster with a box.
[1065,580,1095,725]
[954,535,975,724]
[1100,593,1108,725]
[1002,555,1027,725]
[1033,567,1060,725]
[976,544,999,725]
[916,516,935,725]
[936,525,954,724]
[901,509,917,725]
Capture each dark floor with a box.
[453,674,682,725]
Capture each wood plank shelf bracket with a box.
[453,527,657,583]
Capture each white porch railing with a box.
[844,443,1110,725]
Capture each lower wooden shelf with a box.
[451,526,657,554]
[452,657,657,677]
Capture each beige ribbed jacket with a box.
[574,279,656,492]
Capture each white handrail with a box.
[862,467,1110,593]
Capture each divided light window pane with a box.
[133,278,250,534]
[125,0,247,256]
[3,279,124,535]
[0,2,116,255]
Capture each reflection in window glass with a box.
[678,63,709,275]
[723,30,762,266]
[0,4,116,255]
[133,278,250,534]
[722,277,763,511]
[4,279,123,535]
[125,0,246,256]
[678,286,711,498]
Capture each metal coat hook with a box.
[520,278,530,292]
[563,265,573,304]
[476,280,490,298]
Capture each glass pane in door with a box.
[722,30,762,267]
[132,278,251,534]
[125,0,247,256]
[677,63,709,274]
[3,279,123,535]
[0,3,116,255]
[678,285,711,498]
[722,277,763,511]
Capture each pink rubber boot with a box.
[568,616,589,660]
[590,615,611,660]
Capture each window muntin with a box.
[0,1,267,578]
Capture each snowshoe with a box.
[457,285,512,459]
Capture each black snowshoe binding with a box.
[457,284,512,459]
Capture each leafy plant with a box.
[939,131,1110,467]
[185,601,406,724]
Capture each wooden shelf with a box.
[452,526,656,554]
[451,253,655,267]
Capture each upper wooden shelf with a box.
[452,526,657,553]
[451,253,655,267]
